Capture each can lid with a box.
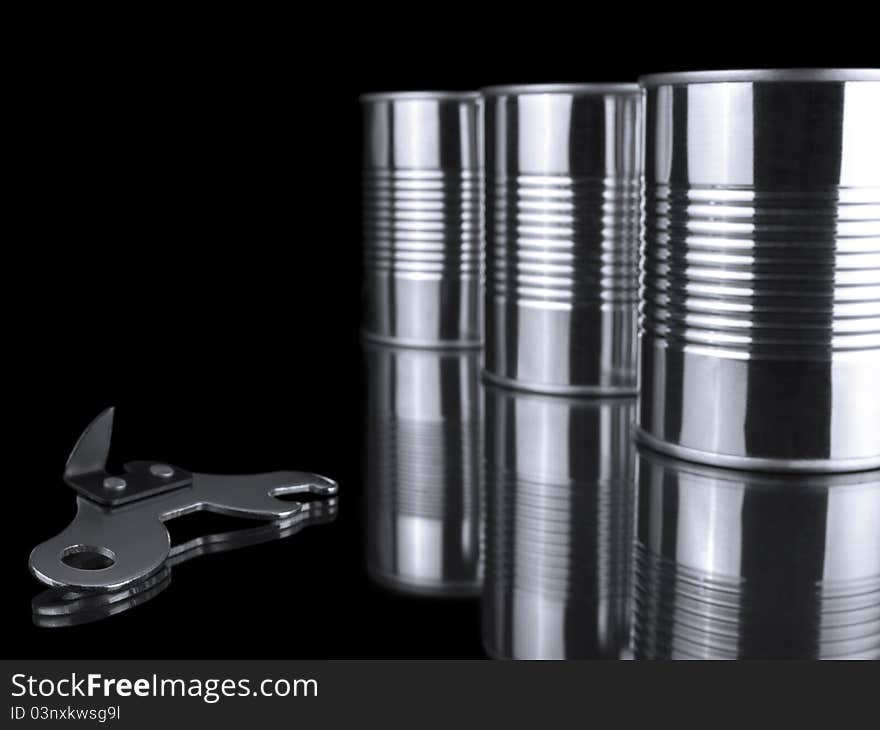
[359,90,480,103]
[481,82,640,96]
[639,68,880,87]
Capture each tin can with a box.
[482,84,642,394]
[361,91,482,347]
[638,69,880,472]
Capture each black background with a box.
[5,12,876,658]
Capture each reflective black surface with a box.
[10,35,880,659]
[365,345,482,597]
[362,365,880,660]
[482,387,635,659]
[633,449,880,659]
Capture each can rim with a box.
[359,90,480,103]
[639,68,880,87]
[480,82,640,96]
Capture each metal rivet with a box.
[149,464,174,479]
[103,476,127,491]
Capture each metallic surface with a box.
[30,472,338,591]
[483,84,642,394]
[63,408,194,506]
[641,68,880,86]
[149,463,174,479]
[365,344,482,596]
[482,385,636,658]
[633,447,880,659]
[33,568,172,628]
[32,497,338,627]
[102,476,126,491]
[29,408,338,590]
[638,70,880,471]
[362,91,482,347]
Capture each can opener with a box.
[29,407,338,593]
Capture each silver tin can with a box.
[638,69,880,472]
[365,344,482,597]
[482,84,643,394]
[633,447,880,659]
[361,91,482,347]
[482,385,636,659]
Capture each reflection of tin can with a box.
[365,344,482,597]
[633,447,880,659]
[361,92,482,347]
[638,70,880,472]
[482,385,636,659]
[482,84,642,395]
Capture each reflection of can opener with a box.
[29,407,338,594]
